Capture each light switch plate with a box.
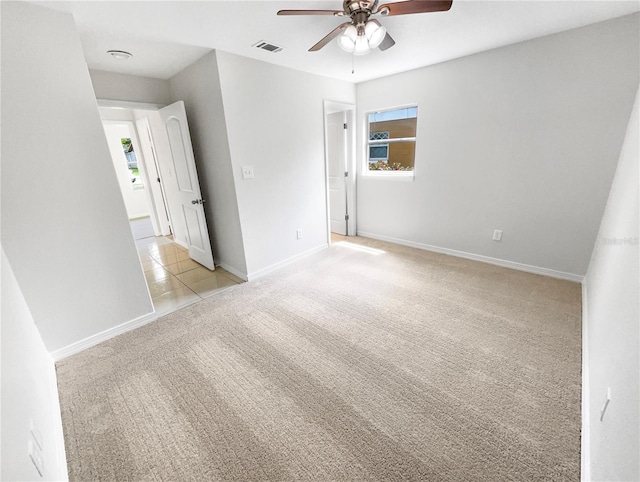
[241,166,255,179]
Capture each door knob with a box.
[191,199,206,205]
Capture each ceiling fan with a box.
[277,0,453,55]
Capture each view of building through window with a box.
[121,138,144,190]
[367,106,417,172]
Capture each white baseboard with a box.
[246,244,329,281]
[51,311,158,361]
[216,262,248,282]
[357,231,584,282]
[581,280,590,481]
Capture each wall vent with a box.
[253,41,284,53]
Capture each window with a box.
[121,138,144,191]
[369,132,389,163]
[367,106,417,172]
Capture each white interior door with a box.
[327,111,348,235]
[159,101,215,270]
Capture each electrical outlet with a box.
[296,229,302,240]
[493,229,503,241]
[241,166,255,179]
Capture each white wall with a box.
[90,69,171,105]
[583,86,639,481]
[103,123,151,219]
[214,51,356,278]
[356,14,639,278]
[1,248,68,481]
[169,51,248,277]
[1,2,153,352]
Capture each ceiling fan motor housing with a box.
[343,0,378,17]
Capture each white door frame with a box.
[326,110,348,236]
[323,100,356,243]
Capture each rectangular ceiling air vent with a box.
[253,41,284,53]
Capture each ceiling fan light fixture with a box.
[353,34,371,56]
[338,19,386,55]
[337,24,358,53]
[365,20,386,49]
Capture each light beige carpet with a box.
[57,236,581,481]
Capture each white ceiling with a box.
[34,0,639,83]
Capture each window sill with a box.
[361,172,415,182]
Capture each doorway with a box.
[102,120,158,236]
[324,101,356,243]
[99,101,236,315]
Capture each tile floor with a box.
[331,232,348,243]
[135,236,243,316]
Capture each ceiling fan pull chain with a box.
[352,53,355,74]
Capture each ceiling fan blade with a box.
[377,0,452,16]
[378,32,396,51]
[277,9,345,16]
[309,22,352,51]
